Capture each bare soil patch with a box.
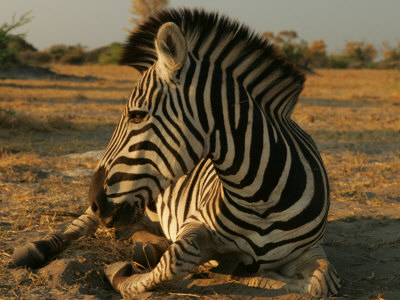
[1,68,399,299]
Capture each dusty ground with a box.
[0,66,399,299]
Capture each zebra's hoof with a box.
[105,261,142,290]
[131,242,159,268]
[13,242,47,269]
[13,234,64,269]
[130,231,170,268]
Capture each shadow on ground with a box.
[4,216,400,299]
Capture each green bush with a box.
[8,35,36,52]
[85,46,108,64]
[98,42,123,64]
[0,32,19,68]
[0,11,33,70]
[327,55,359,69]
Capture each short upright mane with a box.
[120,8,305,113]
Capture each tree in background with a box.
[44,45,69,61]
[0,11,34,69]
[37,44,86,65]
[59,45,87,65]
[308,40,328,68]
[272,31,303,59]
[382,41,400,61]
[262,31,274,41]
[343,41,377,62]
[129,0,169,29]
[262,30,324,71]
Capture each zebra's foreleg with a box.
[12,207,99,268]
[105,224,213,297]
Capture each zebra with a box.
[13,9,340,298]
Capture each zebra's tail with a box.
[12,207,99,268]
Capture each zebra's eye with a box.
[128,110,148,124]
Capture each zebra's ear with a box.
[155,22,187,80]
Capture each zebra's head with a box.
[89,22,206,228]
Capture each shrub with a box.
[17,50,51,65]
[262,31,329,70]
[98,42,123,64]
[328,55,359,69]
[376,60,400,70]
[85,46,108,64]
[0,32,19,68]
[343,41,377,63]
[59,46,86,65]
[44,44,69,62]
[7,35,36,52]
[308,40,328,68]
[382,42,400,61]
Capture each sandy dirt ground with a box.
[1,67,399,299]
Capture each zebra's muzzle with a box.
[89,167,145,229]
[89,167,112,220]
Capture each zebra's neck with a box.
[168,44,307,206]
[188,57,304,205]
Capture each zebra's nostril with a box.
[104,217,114,228]
[89,167,107,215]
[91,202,98,213]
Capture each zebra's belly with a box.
[155,157,328,269]
[155,199,326,270]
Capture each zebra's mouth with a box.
[101,201,144,229]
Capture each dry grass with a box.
[304,69,400,102]
[1,67,399,299]
[295,69,400,220]
[0,64,141,298]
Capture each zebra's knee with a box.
[12,233,65,268]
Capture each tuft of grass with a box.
[0,108,50,132]
[46,115,75,130]
[0,108,75,132]
[75,93,88,101]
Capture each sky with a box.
[1,0,400,54]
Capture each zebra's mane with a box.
[120,8,305,108]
